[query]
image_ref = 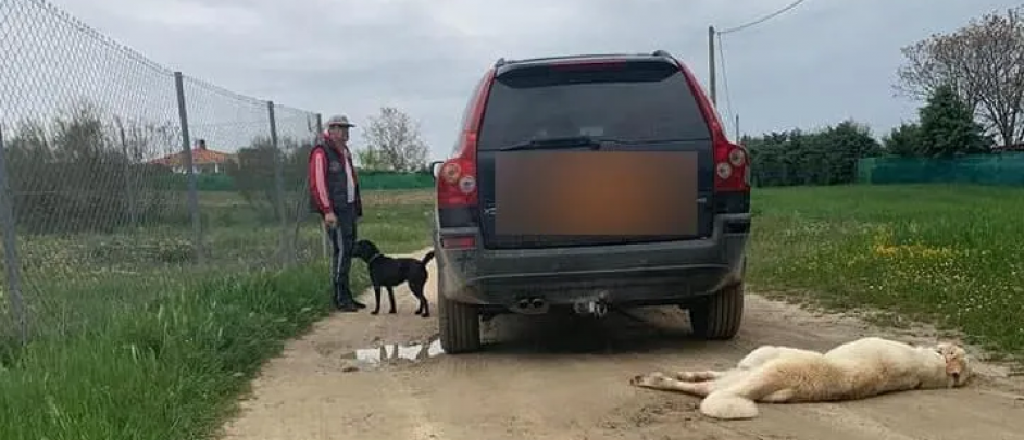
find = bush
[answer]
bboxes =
[3,105,186,234]
[745,120,883,187]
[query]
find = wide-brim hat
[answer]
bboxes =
[326,114,355,128]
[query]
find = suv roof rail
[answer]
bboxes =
[496,52,674,70]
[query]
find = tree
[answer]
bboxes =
[819,120,884,184]
[895,6,1024,146]
[221,135,314,224]
[744,120,882,187]
[3,101,177,233]
[360,106,429,172]
[917,84,992,158]
[881,123,922,158]
[224,136,276,215]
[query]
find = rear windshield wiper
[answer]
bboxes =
[613,138,699,145]
[499,136,619,151]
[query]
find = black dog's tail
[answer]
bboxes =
[421,250,436,265]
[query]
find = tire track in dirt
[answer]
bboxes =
[220,248,1024,440]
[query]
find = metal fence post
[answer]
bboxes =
[315,113,329,259]
[267,101,291,266]
[174,72,204,265]
[0,126,28,344]
[117,120,138,228]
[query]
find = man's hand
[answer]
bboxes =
[324,212,338,228]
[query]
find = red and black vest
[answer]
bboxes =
[309,140,362,217]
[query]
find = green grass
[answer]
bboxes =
[747,184,1024,354]
[0,189,434,342]
[0,189,434,440]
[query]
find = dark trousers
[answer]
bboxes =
[326,213,358,306]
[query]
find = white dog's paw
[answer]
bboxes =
[700,394,760,420]
[675,371,720,382]
[674,371,699,382]
[630,372,672,388]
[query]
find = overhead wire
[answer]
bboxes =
[716,33,736,138]
[713,0,810,138]
[716,0,808,35]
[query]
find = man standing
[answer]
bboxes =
[309,114,366,312]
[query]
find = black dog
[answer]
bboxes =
[351,239,434,317]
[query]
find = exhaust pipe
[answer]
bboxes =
[517,299,530,310]
[511,297,549,315]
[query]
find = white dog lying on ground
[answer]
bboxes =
[629,337,972,420]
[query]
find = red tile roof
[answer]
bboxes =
[149,147,235,166]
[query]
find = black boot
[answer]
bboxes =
[334,284,360,313]
[343,286,366,309]
[337,273,364,308]
[335,296,360,312]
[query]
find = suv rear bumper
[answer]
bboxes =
[434,213,750,309]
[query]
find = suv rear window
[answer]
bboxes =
[477,59,710,150]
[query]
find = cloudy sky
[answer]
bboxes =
[25,0,1024,160]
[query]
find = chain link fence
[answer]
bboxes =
[0,0,326,345]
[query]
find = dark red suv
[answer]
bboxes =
[430,50,751,353]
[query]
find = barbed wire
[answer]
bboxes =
[0,0,324,344]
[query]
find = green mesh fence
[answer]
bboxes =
[857,153,1024,186]
[357,171,435,190]
[181,171,435,192]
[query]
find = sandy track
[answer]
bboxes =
[221,248,1024,440]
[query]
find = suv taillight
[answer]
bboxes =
[437,70,494,213]
[437,156,477,207]
[671,58,750,194]
[713,140,750,192]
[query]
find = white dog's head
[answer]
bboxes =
[935,339,972,387]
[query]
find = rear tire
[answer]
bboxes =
[437,263,481,353]
[688,282,745,340]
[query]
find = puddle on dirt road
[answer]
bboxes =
[343,337,445,368]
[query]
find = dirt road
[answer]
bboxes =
[221,248,1024,440]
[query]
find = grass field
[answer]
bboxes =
[0,190,435,342]
[747,184,1024,354]
[0,189,435,440]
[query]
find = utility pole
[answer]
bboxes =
[708,25,716,106]
[735,113,740,140]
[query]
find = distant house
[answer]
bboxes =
[148,139,236,174]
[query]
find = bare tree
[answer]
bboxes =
[895,6,1024,147]
[360,106,429,172]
